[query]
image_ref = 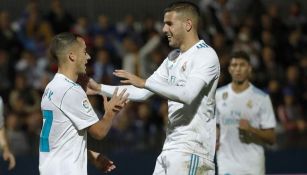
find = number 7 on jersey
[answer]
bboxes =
[40,110,53,152]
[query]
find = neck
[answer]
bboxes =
[231,80,250,93]
[180,33,199,52]
[58,66,78,82]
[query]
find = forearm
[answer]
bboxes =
[145,77,205,105]
[248,127,276,145]
[88,112,114,140]
[101,84,153,101]
[0,128,10,151]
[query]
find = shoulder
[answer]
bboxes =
[44,76,85,102]
[250,85,268,98]
[193,42,219,64]
[216,84,229,95]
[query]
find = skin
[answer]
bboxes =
[0,128,15,170]
[57,37,90,82]
[108,10,201,89]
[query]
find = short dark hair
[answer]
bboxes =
[49,32,81,63]
[231,51,250,63]
[164,1,200,26]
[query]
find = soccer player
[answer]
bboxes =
[0,96,15,170]
[87,2,220,174]
[215,51,276,175]
[39,33,128,175]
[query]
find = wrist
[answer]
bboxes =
[2,145,10,152]
[103,111,115,119]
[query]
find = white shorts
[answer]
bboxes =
[152,150,215,175]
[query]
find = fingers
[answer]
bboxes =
[8,156,16,170]
[118,88,127,98]
[120,80,130,84]
[112,87,119,97]
[113,70,130,79]
[121,93,129,103]
[4,154,15,170]
[102,95,107,105]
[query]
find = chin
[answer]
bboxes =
[169,42,178,48]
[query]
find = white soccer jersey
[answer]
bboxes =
[0,97,4,128]
[39,73,99,175]
[216,83,276,175]
[148,40,220,163]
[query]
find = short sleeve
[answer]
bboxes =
[259,95,276,129]
[189,49,220,85]
[60,86,99,130]
[0,97,4,128]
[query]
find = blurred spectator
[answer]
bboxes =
[6,112,30,155]
[0,11,22,59]
[44,0,74,34]
[277,88,306,133]
[285,1,307,30]
[9,74,40,115]
[0,50,14,96]
[92,48,116,84]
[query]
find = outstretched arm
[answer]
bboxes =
[87,79,154,101]
[114,70,209,105]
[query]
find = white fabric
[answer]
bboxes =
[100,85,154,101]
[152,151,215,175]
[147,40,220,163]
[39,73,99,175]
[0,97,4,128]
[216,83,276,175]
[101,40,220,165]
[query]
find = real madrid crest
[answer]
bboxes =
[181,61,187,72]
[82,99,90,109]
[246,99,253,109]
[222,92,228,100]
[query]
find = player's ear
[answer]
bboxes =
[185,19,192,32]
[68,52,76,62]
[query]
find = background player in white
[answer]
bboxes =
[87,2,220,175]
[39,33,128,175]
[0,96,15,170]
[215,51,276,175]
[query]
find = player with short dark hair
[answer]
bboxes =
[87,2,220,174]
[215,51,276,175]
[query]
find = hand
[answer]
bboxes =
[239,119,252,144]
[95,154,116,173]
[103,87,129,116]
[3,149,16,170]
[239,119,251,131]
[113,70,145,88]
[89,151,116,173]
[86,78,102,95]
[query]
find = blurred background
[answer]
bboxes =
[0,0,306,174]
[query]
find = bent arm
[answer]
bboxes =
[100,85,154,101]
[247,127,276,145]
